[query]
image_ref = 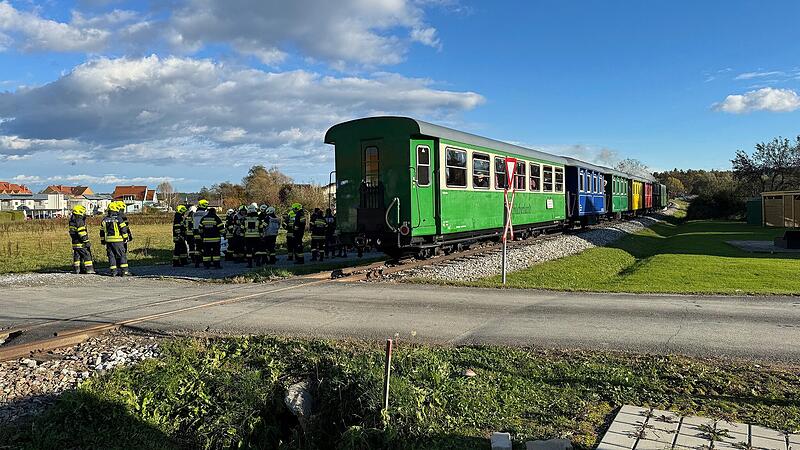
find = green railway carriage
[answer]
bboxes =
[324,117,569,255]
[604,169,631,218]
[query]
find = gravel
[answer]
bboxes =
[393,210,676,282]
[0,330,161,424]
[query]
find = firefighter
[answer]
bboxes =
[191,199,209,267]
[232,205,247,261]
[113,201,133,251]
[100,202,131,276]
[310,207,326,261]
[224,208,236,261]
[255,204,269,265]
[262,206,280,264]
[291,203,306,264]
[283,209,295,261]
[68,205,95,274]
[243,204,261,267]
[200,207,225,269]
[324,208,337,259]
[172,205,189,267]
[184,205,197,265]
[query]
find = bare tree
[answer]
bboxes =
[157,181,177,209]
[615,158,651,179]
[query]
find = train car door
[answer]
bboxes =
[411,139,436,236]
[357,139,384,234]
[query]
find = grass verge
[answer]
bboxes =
[469,203,800,295]
[1,336,798,449]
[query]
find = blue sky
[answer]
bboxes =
[1,0,799,192]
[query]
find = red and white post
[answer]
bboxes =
[502,158,517,285]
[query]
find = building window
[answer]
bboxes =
[416,145,430,187]
[529,163,541,192]
[364,146,379,186]
[543,165,554,192]
[555,167,564,193]
[495,157,507,190]
[472,153,490,189]
[445,148,467,188]
[514,161,526,190]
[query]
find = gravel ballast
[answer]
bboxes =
[0,330,161,424]
[394,211,675,282]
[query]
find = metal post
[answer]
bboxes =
[382,338,393,411]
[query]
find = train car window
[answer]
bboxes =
[543,165,554,192]
[364,146,379,186]
[416,145,431,187]
[445,147,467,188]
[472,153,490,189]
[514,161,527,191]
[529,163,541,192]
[555,167,564,193]
[579,171,585,192]
[494,157,507,190]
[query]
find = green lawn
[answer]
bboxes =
[1,336,798,450]
[476,210,800,295]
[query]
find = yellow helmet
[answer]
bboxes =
[291,202,302,211]
[112,201,124,211]
[176,205,187,213]
[72,205,86,215]
[108,203,119,212]
[198,199,209,208]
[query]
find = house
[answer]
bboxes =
[41,185,94,197]
[112,185,158,213]
[0,181,32,195]
[0,192,68,218]
[83,194,114,215]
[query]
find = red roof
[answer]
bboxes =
[112,185,154,201]
[41,185,94,196]
[0,182,32,194]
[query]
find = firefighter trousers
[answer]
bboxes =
[72,246,94,273]
[245,236,261,266]
[202,241,221,268]
[264,235,277,264]
[173,238,188,265]
[106,242,128,274]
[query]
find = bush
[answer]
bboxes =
[686,189,745,220]
[0,211,25,222]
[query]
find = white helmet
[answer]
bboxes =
[250,202,258,210]
[259,204,268,211]
[265,206,275,214]
[247,204,258,213]
[189,205,197,213]
[226,208,234,215]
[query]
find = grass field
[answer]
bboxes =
[0,216,308,275]
[475,204,800,295]
[1,336,798,449]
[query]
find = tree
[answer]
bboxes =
[664,176,686,197]
[242,165,292,206]
[282,184,328,211]
[157,181,178,209]
[732,136,800,197]
[615,158,651,178]
[212,182,247,209]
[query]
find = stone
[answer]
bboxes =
[526,439,573,450]
[284,381,313,426]
[491,432,513,450]
[463,368,477,377]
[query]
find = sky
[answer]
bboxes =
[1,0,799,192]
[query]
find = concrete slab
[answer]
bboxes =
[788,433,800,450]
[526,438,572,450]
[491,432,512,450]
[596,406,649,450]
[726,240,800,254]
[636,409,680,450]
[715,420,750,450]
[750,425,786,450]
[673,415,715,450]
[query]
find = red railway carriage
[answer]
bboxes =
[644,183,653,209]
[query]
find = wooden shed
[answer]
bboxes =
[762,190,800,227]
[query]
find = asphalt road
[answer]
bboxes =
[2,275,799,363]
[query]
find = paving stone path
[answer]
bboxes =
[598,405,797,450]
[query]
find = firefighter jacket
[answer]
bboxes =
[68,214,90,248]
[100,213,130,244]
[292,209,306,236]
[310,212,326,238]
[325,214,336,238]
[243,213,261,238]
[225,213,236,237]
[192,207,208,235]
[172,212,186,241]
[263,214,281,237]
[234,212,246,237]
[183,212,194,239]
[199,212,225,242]
[283,212,295,238]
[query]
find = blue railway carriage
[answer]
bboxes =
[563,157,607,226]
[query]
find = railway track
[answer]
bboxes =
[0,216,647,362]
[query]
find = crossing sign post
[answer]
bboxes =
[502,157,517,285]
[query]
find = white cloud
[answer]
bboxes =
[735,71,785,80]
[168,0,441,66]
[11,174,183,185]
[0,1,110,52]
[0,55,484,167]
[714,87,800,114]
